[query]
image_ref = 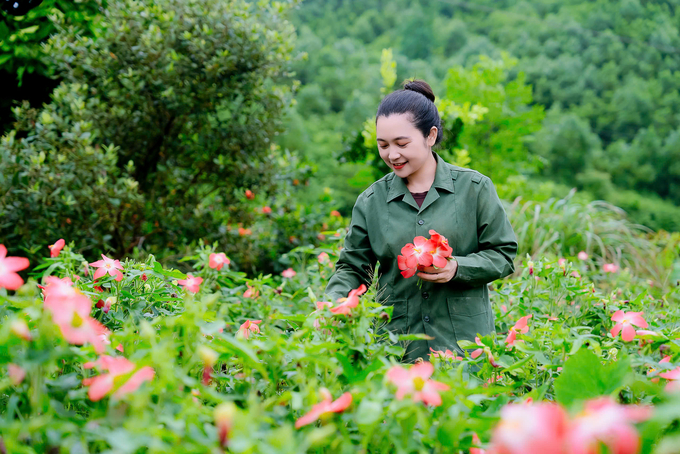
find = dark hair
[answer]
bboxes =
[375,79,443,147]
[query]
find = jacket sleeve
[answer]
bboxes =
[450,176,518,287]
[324,192,378,303]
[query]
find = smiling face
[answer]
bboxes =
[376,113,437,181]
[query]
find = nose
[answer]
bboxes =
[388,148,402,162]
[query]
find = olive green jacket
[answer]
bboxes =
[324,151,518,363]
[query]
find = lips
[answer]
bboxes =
[393,161,407,169]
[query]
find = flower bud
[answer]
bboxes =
[214,402,237,447]
[198,346,218,367]
[10,319,31,341]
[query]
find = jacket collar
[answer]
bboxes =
[386,151,454,203]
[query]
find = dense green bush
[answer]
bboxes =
[0,0,344,272]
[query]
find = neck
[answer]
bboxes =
[405,151,437,192]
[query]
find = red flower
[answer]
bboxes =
[178,274,203,293]
[386,362,449,406]
[0,244,30,290]
[282,268,296,278]
[330,210,341,217]
[82,355,155,401]
[198,346,219,385]
[89,254,124,281]
[209,252,230,271]
[245,189,255,200]
[329,284,368,316]
[400,236,435,269]
[237,320,262,340]
[295,388,352,429]
[238,227,252,236]
[48,239,65,258]
[610,310,648,342]
[262,206,272,214]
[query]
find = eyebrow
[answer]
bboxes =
[376,136,411,141]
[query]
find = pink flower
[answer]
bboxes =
[429,347,463,361]
[400,236,435,270]
[527,261,535,275]
[578,251,588,260]
[42,276,109,353]
[505,315,532,347]
[209,252,230,270]
[570,270,581,278]
[48,239,65,258]
[282,268,296,278]
[489,401,570,454]
[471,337,499,367]
[603,263,619,273]
[659,365,680,390]
[178,274,203,293]
[243,284,259,298]
[8,363,26,385]
[10,319,31,341]
[386,362,450,406]
[237,320,262,340]
[317,252,330,264]
[261,206,272,214]
[295,389,352,429]
[82,355,155,401]
[558,258,566,266]
[428,230,453,268]
[0,245,30,290]
[566,397,651,454]
[610,310,648,342]
[470,433,486,454]
[330,284,368,316]
[89,254,124,281]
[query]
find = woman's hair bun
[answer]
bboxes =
[403,79,436,103]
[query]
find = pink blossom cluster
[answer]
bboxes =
[398,230,452,278]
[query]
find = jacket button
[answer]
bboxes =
[418,220,424,225]
[422,292,429,299]
[423,315,430,323]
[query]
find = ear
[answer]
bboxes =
[427,126,438,147]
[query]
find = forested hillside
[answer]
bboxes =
[279,0,680,231]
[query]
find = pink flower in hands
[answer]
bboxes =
[48,239,65,258]
[237,320,262,340]
[428,230,453,268]
[178,274,203,293]
[329,284,368,316]
[401,236,436,268]
[386,362,450,406]
[397,254,418,278]
[209,253,230,270]
[610,310,648,342]
[0,244,30,290]
[89,254,124,281]
[82,355,154,401]
[295,389,352,429]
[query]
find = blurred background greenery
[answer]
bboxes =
[2,0,679,273]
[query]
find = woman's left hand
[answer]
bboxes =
[416,259,458,283]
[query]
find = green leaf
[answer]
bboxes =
[355,399,383,425]
[554,348,632,408]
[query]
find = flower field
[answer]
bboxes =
[1,230,680,453]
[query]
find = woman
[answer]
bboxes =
[324,79,518,363]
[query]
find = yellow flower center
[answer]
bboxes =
[71,312,84,328]
[413,376,425,391]
[413,248,421,254]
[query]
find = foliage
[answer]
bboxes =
[0,0,341,273]
[1,218,679,451]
